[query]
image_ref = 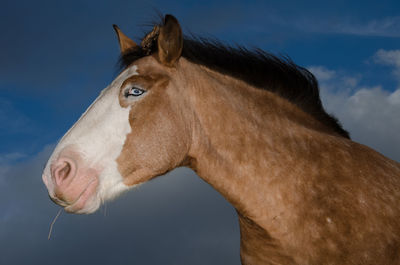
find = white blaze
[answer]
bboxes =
[43,65,139,209]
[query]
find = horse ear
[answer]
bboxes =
[113,25,138,54]
[157,15,183,67]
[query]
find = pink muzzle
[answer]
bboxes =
[43,149,100,213]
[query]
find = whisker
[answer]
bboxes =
[100,196,107,217]
[48,209,62,240]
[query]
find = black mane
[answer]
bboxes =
[119,31,350,139]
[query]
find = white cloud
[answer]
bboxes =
[307,66,336,81]
[308,65,361,94]
[282,15,400,38]
[373,49,400,81]
[324,86,400,161]
[374,49,400,67]
[389,89,400,104]
[309,54,400,161]
[0,152,26,165]
[331,16,400,38]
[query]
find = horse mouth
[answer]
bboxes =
[49,195,70,207]
[63,178,99,214]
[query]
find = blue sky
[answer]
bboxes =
[1,1,399,264]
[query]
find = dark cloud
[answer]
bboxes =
[0,146,240,265]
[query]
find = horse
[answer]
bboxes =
[42,14,400,264]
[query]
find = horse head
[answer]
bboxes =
[42,15,190,214]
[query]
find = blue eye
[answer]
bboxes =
[127,87,145,97]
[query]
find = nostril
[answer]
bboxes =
[54,160,74,187]
[59,162,71,179]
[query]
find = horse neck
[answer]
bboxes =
[178,58,341,224]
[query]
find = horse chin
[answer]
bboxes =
[63,178,100,214]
